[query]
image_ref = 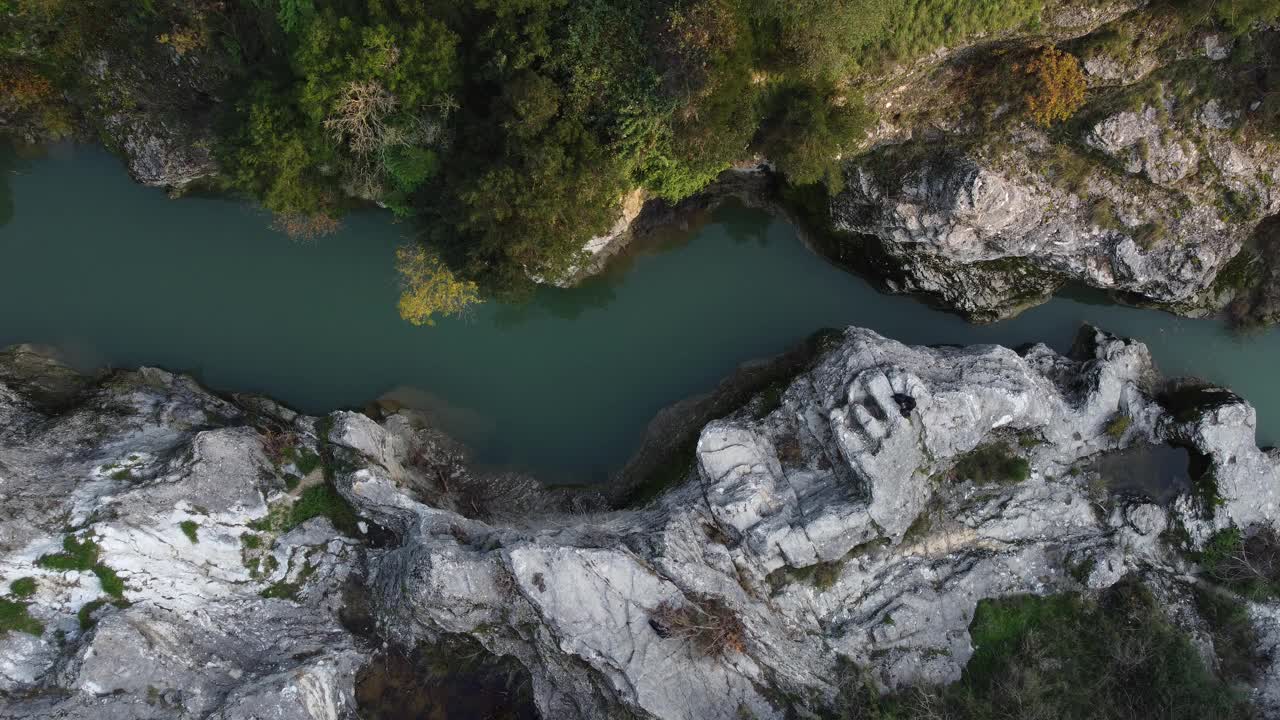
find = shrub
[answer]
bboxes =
[1019,46,1087,126]
[179,520,200,543]
[951,443,1031,485]
[952,582,1246,718]
[1201,526,1280,600]
[650,593,746,657]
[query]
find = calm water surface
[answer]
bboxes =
[3,143,1279,482]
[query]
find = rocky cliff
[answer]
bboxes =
[3,327,1280,719]
[822,13,1280,321]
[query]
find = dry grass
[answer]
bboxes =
[650,593,746,657]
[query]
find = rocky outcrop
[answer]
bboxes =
[0,346,364,718]
[3,327,1280,719]
[830,102,1280,320]
[87,48,223,189]
[820,11,1280,322]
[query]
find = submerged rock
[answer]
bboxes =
[2,328,1279,718]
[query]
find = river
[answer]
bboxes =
[2,142,1277,483]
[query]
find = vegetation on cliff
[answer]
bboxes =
[0,0,1054,296]
[2,0,1279,322]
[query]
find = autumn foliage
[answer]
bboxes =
[1019,46,1087,127]
[395,244,481,327]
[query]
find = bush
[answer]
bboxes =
[1193,585,1265,683]
[1201,526,1280,600]
[946,582,1248,718]
[757,83,875,192]
[179,520,200,543]
[650,593,746,657]
[1019,46,1087,126]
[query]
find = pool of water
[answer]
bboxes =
[3,143,1278,483]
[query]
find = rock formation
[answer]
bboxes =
[2,325,1279,718]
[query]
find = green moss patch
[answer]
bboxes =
[36,535,99,571]
[37,535,126,598]
[0,597,43,636]
[288,484,360,535]
[179,520,200,543]
[93,564,125,599]
[77,598,108,630]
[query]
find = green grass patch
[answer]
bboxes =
[77,598,108,630]
[0,597,43,636]
[1193,585,1265,683]
[241,533,262,550]
[927,582,1248,718]
[93,564,125,598]
[951,443,1031,485]
[9,577,37,598]
[37,535,100,571]
[287,484,360,535]
[282,446,323,476]
[1105,413,1133,440]
[179,520,199,543]
[37,534,125,598]
[259,562,316,600]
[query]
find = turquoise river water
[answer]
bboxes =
[2,143,1278,483]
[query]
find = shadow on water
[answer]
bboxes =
[1092,444,1193,505]
[0,140,22,229]
[356,639,538,720]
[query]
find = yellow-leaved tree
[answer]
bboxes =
[395,245,481,326]
[1020,46,1087,127]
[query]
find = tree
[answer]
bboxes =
[395,244,481,326]
[1020,46,1087,127]
[758,83,874,192]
